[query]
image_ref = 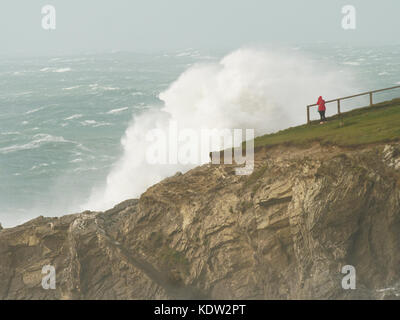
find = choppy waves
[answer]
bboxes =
[0,134,73,154]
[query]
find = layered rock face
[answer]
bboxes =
[1,142,400,300]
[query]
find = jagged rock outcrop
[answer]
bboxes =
[1,142,400,300]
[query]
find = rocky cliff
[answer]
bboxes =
[1,142,400,300]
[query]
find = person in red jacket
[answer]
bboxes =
[317,96,327,123]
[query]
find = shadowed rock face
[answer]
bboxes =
[1,142,400,300]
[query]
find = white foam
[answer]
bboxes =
[89,84,120,91]
[176,51,192,57]
[101,86,119,91]
[25,106,45,115]
[342,61,360,66]
[1,131,20,135]
[62,86,82,91]
[40,67,72,73]
[70,158,83,163]
[82,47,358,212]
[81,120,111,127]
[54,68,71,73]
[15,91,33,96]
[30,163,49,171]
[106,107,129,114]
[0,134,71,154]
[131,92,144,96]
[64,114,83,120]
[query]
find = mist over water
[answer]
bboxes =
[1,44,400,227]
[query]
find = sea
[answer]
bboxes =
[1,44,400,227]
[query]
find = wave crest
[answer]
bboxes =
[82,47,358,211]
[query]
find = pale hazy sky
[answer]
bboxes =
[0,0,399,56]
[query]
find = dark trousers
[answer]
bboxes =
[318,110,327,121]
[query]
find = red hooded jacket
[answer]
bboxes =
[317,96,326,111]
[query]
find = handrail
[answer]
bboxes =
[306,85,400,124]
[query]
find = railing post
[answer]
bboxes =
[337,99,341,115]
[369,92,373,106]
[307,105,310,124]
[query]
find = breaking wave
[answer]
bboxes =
[82,47,358,211]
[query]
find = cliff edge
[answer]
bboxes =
[1,141,400,299]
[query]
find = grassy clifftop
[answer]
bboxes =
[254,98,400,148]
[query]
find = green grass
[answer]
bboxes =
[253,98,400,148]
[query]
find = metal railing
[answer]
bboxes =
[306,85,400,124]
